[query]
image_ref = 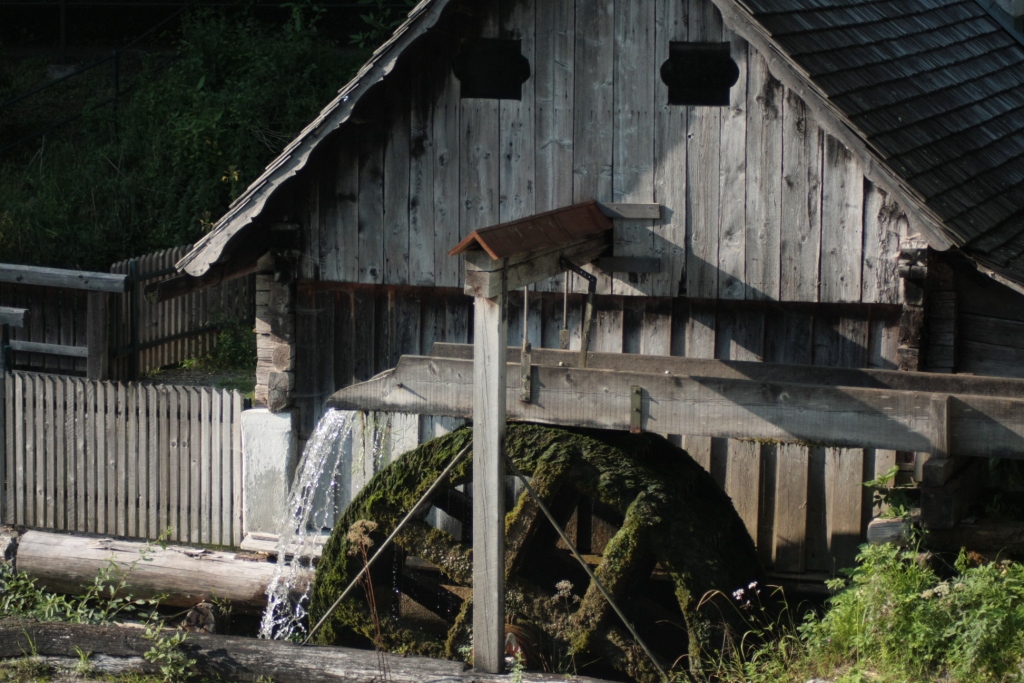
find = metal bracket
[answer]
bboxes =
[630,385,643,434]
[520,342,532,403]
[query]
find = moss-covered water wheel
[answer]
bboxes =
[309,423,763,682]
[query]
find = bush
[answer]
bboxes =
[0,4,364,270]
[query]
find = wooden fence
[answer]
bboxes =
[110,245,255,379]
[1,371,244,547]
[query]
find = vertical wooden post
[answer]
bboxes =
[0,323,7,523]
[472,284,507,674]
[129,258,140,380]
[87,292,109,381]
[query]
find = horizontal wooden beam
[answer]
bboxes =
[327,354,1024,458]
[0,306,27,328]
[0,263,128,293]
[8,340,89,358]
[429,343,1024,399]
[463,233,610,297]
[145,259,260,303]
[596,203,662,219]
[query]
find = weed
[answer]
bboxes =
[142,623,195,683]
[73,646,94,678]
[863,465,914,519]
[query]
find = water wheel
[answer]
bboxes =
[309,423,763,682]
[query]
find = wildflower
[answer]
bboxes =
[346,519,378,555]
[748,581,758,590]
[555,580,574,599]
[733,588,745,601]
[935,581,950,597]
[920,589,935,600]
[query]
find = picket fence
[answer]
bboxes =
[1,371,243,547]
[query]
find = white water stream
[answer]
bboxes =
[258,409,393,640]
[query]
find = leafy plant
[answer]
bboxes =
[142,623,196,683]
[863,464,914,519]
[349,0,416,48]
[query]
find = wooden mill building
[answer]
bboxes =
[170,0,1024,664]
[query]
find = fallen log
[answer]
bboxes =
[0,619,606,683]
[13,530,306,614]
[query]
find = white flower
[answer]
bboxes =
[748,581,758,590]
[732,588,745,601]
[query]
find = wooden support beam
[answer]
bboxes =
[0,307,27,328]
[428,343,1024,399]
[594,257,662,273]
[463,233,610,297]
[472,292,507,674]
[0,263,127,292]
[144,259,260,303]
[595,202,662,219]
[327,355,1024,458]
[8,340,89,358]
[86,291,109,381]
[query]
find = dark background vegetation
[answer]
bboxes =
[0,0,411,271]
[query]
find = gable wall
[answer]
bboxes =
[299,0,909,304]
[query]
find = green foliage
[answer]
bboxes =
[863,465,914,519]
[349,0,417,48]
[0,6,363,270]
[142,624,195,683]
[692,544,1024,683]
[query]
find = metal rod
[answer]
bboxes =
[504,455,669,683]
[303,443,472,645]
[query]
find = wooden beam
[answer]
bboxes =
[594,257,662,273]
[327,355,1024,458]
[86,291,109,381]
[472,293,507,674]
[463,233,610,297]
[145,259,260,303]
[0,307,26,328]
[0,263,127,293]
[428,343,1024,399]
[8,340,88,358]
[596,202,662,219]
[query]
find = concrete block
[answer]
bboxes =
[241,408,297,536]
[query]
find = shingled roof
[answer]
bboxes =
[717,0,1024,283]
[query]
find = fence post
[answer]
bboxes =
[0,323,6,523]
[129,258,139,380]
[87,292,109,381]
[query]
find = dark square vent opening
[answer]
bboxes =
[660,42,739,106]
[453,38,531,100]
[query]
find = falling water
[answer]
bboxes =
[258,408,397,640]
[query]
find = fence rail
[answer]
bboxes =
[1,371,243,546]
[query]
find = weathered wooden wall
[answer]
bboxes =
[956,264,1024,379]
[295,283,901,573]
[297,0,909,304]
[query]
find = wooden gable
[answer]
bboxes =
[287,0,910,305]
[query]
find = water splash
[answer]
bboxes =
[259,409,352,640]
[258,409,394,641]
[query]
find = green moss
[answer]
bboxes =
[310,423,763,681]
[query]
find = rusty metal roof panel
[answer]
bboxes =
[448,201,612,259]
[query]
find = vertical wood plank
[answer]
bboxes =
[499,0,536,225]
[329,140,360,283]
[93,381,106,534]
[85,379,96,533]
[641,299,672,356]
[14,374,25,525]
[534,0,574,227]
[409,63,436,287]
[718,33,748,300]
[773,443,809,572]
[820,135,864,303]
[593,297,625,353]
[107,382,119,535]
[682,301,715,471]
[169,386,181,542]
[190,387,201,544]
[135,383,147,538]
[612,0,656,297]
[653,0,688,298]
[358,124,385,285]
[28,375,39,526]
[128,383,139,538]
[861,181,905,305]
[780,90,823,302]
[220,389,232,546]
[4,370,13,525]
[473,292,508,674]
[158,386,170,538]
[204,388,216,545]
[685,0,723,299]
[573,0,615,294]
[44,375,56,529]
[147,385,158,539]
[745,50,783,301]
[384,73,411,286]
[64,379,76,531]
[432,52,462,289]
[232,390,243,546]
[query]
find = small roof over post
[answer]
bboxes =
[449,200,613,298]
